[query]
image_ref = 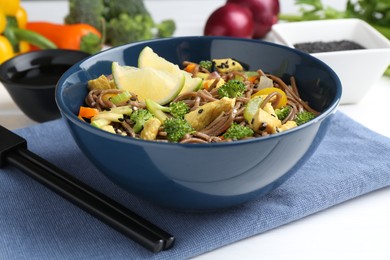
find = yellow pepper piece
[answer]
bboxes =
[0,9,6,33]
[251,87,287,109]
[0,0,21,16]
[0,35,15,63]
[15,5,28,29]
[17,40,30,53]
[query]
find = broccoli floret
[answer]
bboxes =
[223,123,254,140]
[106,14,154,46]
[104,0,150,19]
[63,0,105,53]
[146,99,189,121]
[65,0,105,33]
[65,0,176,47]
[156,19,176,38]
[199,60,213,71]
[167,101,190,118]
[130,108,154,133]
[295,111,316,126]
[275,106,291,121]
[104,0,176,45]
[217,79,247,98]
[163,118,194,142]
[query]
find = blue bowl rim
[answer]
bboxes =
[56,36,342,148]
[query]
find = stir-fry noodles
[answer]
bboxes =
[79,49,318,143]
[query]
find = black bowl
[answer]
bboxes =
[0,49,90,122]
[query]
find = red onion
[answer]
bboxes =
[204,3,254,38]
[227,0,280,38]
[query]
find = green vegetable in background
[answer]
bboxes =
[278,0,390,77]
[278,0,345,21]
[104,0,150,18]
[347,0,390,78]
[346,0,390,30]
[65,0,105,33]
[107,14,154,46]
[64,0,176,46]
[156,19,176,38]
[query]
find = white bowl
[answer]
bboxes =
[272,18,390,104]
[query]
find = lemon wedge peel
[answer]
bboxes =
[138,46,202,95]
[112,62,185,105]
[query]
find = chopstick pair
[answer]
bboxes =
[0,125,174,253]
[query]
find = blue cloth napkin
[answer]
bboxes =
[1,111,390,259]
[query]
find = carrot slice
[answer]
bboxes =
[78,106,99,119]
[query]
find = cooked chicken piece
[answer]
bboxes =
[251,107,282,134]
[185,97,236,131]
[213,58,244,73]
[262,102,277,118]
[203,77,225,90]
[278,120,297,132]
[140,118,162,140]
[88,75,115,90]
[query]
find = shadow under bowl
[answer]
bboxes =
[56,36,342,211]
[0,49,90,122]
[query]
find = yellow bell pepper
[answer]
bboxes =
[0,35,14,63]
[17,40,29,53]
[0,9,6,33]
[0,9,14,62]
[251,87,288,109]
[14,6,29,53]
[14,5,27,29]
[0,0,20,16]
[0,1,55,63]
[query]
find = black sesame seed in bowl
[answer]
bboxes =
[294,40,365,53]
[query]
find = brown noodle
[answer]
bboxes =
[84,64,319,143]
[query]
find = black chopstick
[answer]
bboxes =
[0,125,174,253]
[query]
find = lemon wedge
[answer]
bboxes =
[112,62,184,105]
[138,46,202,95]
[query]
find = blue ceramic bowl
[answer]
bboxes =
[56,36,341,211]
